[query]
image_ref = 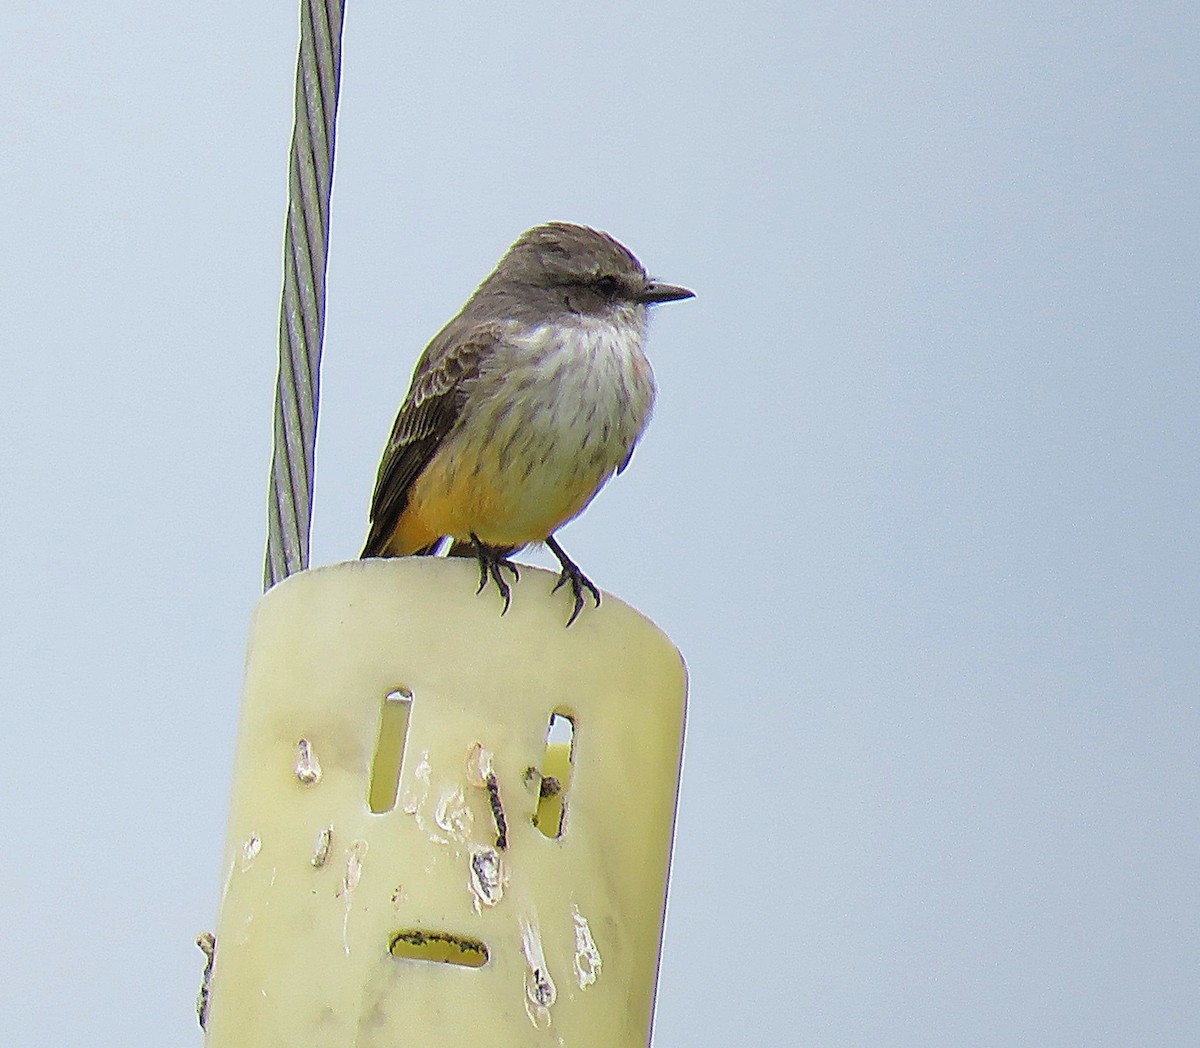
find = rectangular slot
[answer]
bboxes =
[534,711,575,839]
[368,688,412,813]
[390,930,488,968]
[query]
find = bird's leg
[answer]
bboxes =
[469,533,521,614]
[545,535,601,627]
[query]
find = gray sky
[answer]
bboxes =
[3,1,1198,1045]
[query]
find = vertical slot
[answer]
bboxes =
[534,711,575,839]
[368,688,412,813]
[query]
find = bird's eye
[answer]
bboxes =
[593,275,622,298]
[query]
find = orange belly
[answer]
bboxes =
[380,445,607,556]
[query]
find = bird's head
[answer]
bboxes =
[479,222,694,322]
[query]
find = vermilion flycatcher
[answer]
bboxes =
[361,223,693,624]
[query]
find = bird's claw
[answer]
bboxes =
[552,567,601,627]
[470,534,521,614]
[546,536,601,627]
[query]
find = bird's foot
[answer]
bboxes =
[469,533,521,614]
[546,536,601,627]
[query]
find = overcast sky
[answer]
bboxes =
[3,2,1198,1045]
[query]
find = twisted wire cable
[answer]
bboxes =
[264,0,346,590]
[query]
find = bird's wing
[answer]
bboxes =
[361,323,500,557]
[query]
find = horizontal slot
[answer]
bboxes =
[389,930,488,968]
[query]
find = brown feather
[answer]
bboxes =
[360,324,500,557]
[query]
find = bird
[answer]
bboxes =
[361,222,693,625]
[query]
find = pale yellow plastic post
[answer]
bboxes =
[204,557,687,1047]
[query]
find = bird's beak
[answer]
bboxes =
[637,281,695,304]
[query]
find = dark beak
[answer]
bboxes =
[637,281,695,305]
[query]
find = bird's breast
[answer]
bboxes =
[411,314,656,544]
